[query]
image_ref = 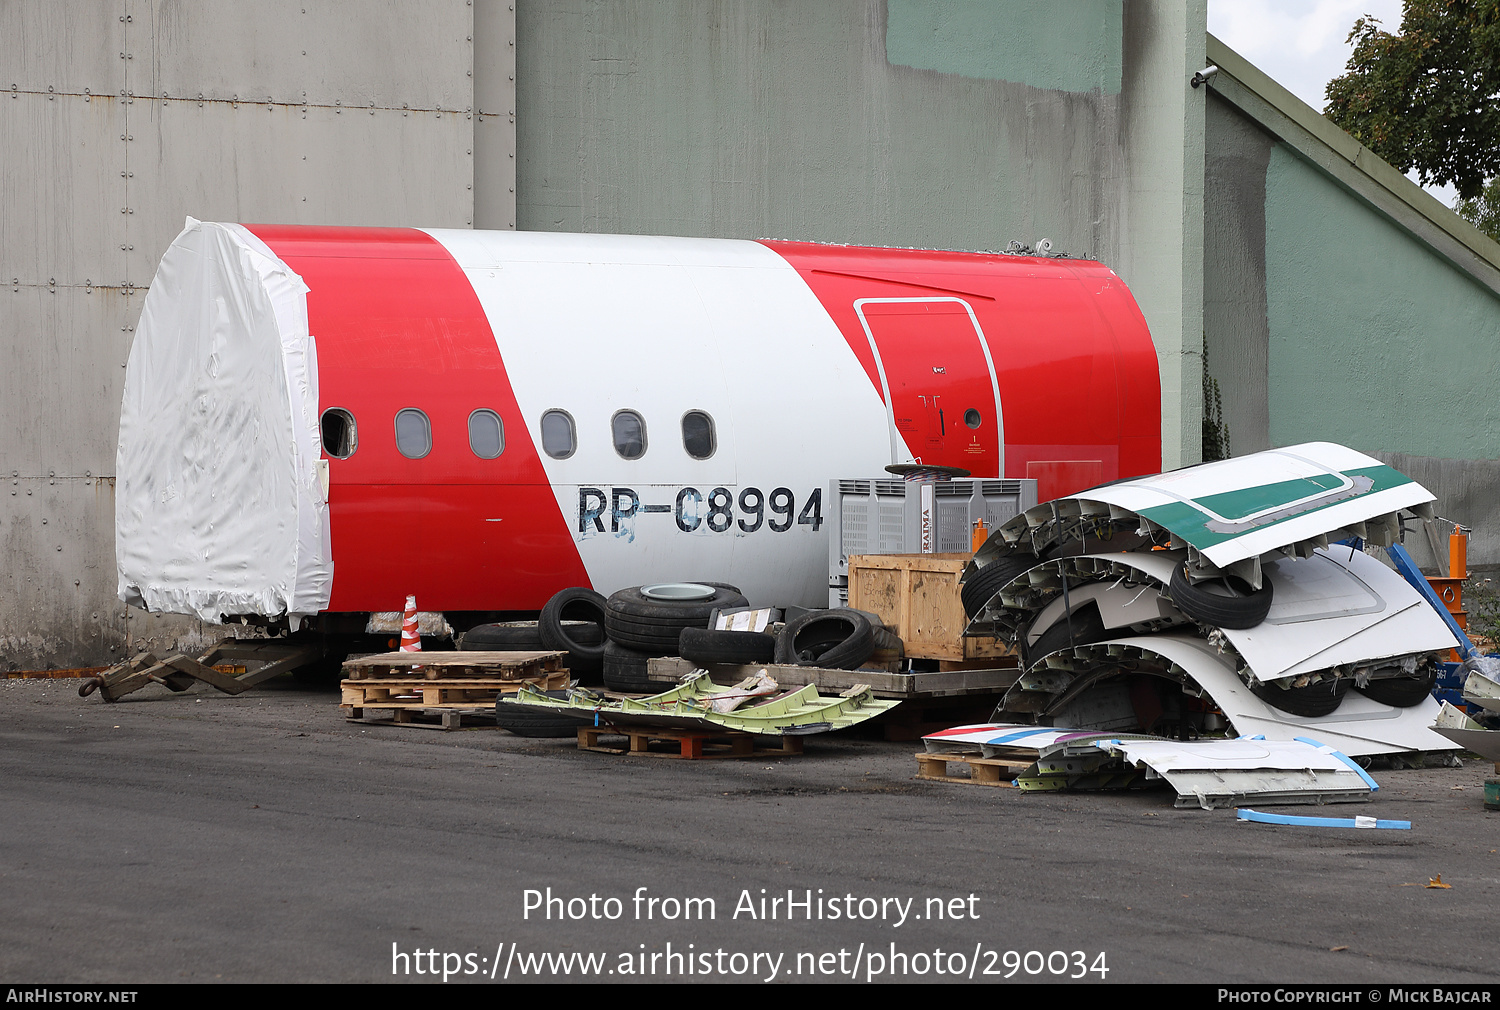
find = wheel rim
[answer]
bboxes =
[640,582,716,601]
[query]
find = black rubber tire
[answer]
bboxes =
[1250,676,1350,717]
[773,610,875,669]
[601,640,656,693]
[961,553,1040,618]
[678,627,777,666]
[458,621,544,650]
[539,587,608,680]
[1020,601,1110,668]
[494,691,585,737]
[870,625,904,657]
[1356,669,1438,707]
[1169,563,1274,630]
[605,585,749,654]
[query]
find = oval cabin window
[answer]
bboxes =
[540,409,576,460]
[612,410,647,460]
[468,409,504,459]
[320,407,357,459]
[681,410,716,460]
[394,408,432,459]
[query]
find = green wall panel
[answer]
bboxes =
[1264,144,1500,462]
[886,0,1122,94]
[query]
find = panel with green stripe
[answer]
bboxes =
[1132,465,1412,550]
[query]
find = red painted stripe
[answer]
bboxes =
[759,240,1161,491]
[244,225,591,613]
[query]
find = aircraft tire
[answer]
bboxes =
[605,586,750,654]
[1355,668,1438,707]
[602,640,655,693]
[1169,564,1273,630]
[1249,676,1350,717]
[961,552,1041,618]
[539,587,608,680]
[1019,601,1110,669]
[458,621,545,650]
[774,610,875,670]
[678,627,777,666]
[494,692,585,737]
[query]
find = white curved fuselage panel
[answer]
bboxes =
[427,230,892,606]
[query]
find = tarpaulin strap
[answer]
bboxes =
[1293,736,1380,792]
[1237,808,1410,830]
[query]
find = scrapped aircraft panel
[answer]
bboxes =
[980,443,1434,575]
[1088,634,1459,757]
[1095,738,1372,809]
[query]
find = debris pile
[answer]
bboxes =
[955,443,1463,759]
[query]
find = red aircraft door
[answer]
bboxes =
[853,297,1002,475]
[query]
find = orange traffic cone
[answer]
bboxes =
[400,594,420,652]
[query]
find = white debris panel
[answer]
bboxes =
[1094,738,1373,809]
[116,219,332,626]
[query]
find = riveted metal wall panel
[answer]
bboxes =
[0,478,216,671]
[0,3,123,95]
[4,0,485,669]
[0,92,126,283]
[128,1,473,111]
[125,101,473,281]
[473,0,515,230]
[0,288,134,476]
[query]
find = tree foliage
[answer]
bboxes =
[1455,174,1500,238]
[1325,0,1500,200]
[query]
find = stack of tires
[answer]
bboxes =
[602,583,750,692]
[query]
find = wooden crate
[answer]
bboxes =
[847,553,1013,661]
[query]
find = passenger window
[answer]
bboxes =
[541,409,576,459]
[964,408,982,429]
[468,409,504,459]
[612,410,647,460]
[320,407,357,459]
[682,410,715,460]
[394,408,431,459]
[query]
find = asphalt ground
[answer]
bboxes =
[1,676,1496,985]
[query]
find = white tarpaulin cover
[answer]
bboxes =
[116,218,331,626]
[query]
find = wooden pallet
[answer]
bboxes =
[915,751,1023,787]
[577,724,804,759]
[80,639,323,702]
[346,707,504,730]
[341,650,566,682]
[341,670,568,712]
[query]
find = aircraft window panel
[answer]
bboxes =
[394,408,432,459]
[468,409,504,459]
[541,409,576,459]
[612,409,647,460]
[682,410,716,460]
[320,407,357,459]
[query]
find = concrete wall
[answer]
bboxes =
[0,1,515,669]
[1203,38,1500,568]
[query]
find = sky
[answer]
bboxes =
[1207,0,1459,205]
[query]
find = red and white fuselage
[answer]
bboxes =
[117,222,1160,624]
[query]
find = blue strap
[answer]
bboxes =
[1387,543,1474,660]
[1293,736,1380,792]
[1238,808,1410,830]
